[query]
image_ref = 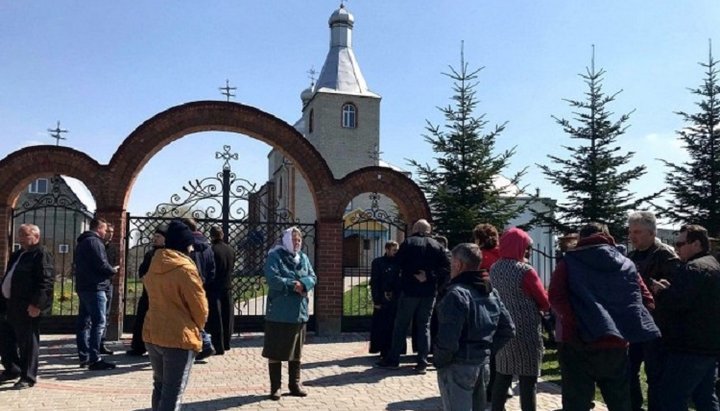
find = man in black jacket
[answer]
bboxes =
[434,243,515,411]
[377,219,450,373]
[209,225,235,354]
[74,217,118,371]
[0,224,54,389]
[652,224,720,410]
[627,211,678,410]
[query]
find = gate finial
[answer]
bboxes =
[215,145,238,170]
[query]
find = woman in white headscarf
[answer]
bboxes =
[262,227,317,401]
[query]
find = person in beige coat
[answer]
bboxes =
[143,220,208,411]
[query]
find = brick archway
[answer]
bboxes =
[107,100,335,210]
[0,101,431,336]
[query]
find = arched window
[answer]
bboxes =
[308,109,314,133]
[341,103,357,129]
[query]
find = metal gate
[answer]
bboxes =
[124,146,315,332]
[10,175,94,328]
[341,193,405,331]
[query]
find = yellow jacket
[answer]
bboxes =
[142,248,208,351]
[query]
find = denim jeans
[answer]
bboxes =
[76,290,107,363]
[146,343,196,411]
[657,351,719,411]
[437,362,489,411]
[386,295,435,365]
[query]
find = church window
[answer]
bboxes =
[28,178,48,194]
[278,176,283,199]
[309,109,314,133]
[342,103,357,129]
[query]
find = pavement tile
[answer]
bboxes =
[0,333,608,410]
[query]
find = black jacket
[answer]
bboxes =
[74,231,116,292]
[628,239,678,285]
[369,255,400,305]
[138,246,163,278]
[190,232,216,286]
[211,239,235,292]
[0,245,54,317]
[395,233,450,298]
[433,271,516,368]
[655,252,720,356]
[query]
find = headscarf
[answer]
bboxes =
[499,227,533,261]
[268,227,301,264]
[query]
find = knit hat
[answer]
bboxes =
[154,224,168,236]
[164,220,194,252]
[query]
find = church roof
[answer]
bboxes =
[314,5,380,98]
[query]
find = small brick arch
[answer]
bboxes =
[0,146,104,207]
[107,100,335,212]
[327,166,431,224]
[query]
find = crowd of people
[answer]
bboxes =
[369,213,720,411]
[2,211,720,411]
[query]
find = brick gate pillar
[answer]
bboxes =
[314,218,343,336]
[0,204,10,274]
[97,208,127,341]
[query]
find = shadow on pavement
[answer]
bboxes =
[386,396,442,410]
[303,354,376,369]
[304,365,414,387]
[132,394,268,411]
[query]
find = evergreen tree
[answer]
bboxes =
[662,43,720,237]
[409,46,526,246]
[535,49,652,239]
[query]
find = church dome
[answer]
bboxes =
[329,4,354,27]
[300,85,314,104]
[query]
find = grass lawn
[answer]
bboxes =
[343,281,373,316]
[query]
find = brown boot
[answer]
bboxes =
[288,361,308,397]
[268,362,281,400]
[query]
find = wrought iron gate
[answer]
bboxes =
[341,193,405,331]
[10,175,94,326]
[124,146,316,332]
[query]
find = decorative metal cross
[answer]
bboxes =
[219,79,237,102]
[307,67,317,86]
[367,144,383,162]
[47,121,68,146]
[215,145,239,170]
[340,0,348,8]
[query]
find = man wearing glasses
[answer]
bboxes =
[652,225,720,410]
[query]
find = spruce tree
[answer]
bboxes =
[662,43,720,237]
[535,49,652,240]
[409,46,526,246]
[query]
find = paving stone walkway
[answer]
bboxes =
[0,333,608,410]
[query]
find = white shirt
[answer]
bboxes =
[1,251,26,299]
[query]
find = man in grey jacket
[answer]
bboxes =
[434,243,515,411]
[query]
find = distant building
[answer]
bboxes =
[261,5,556,272]
[12,175,93,278]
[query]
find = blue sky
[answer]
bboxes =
[1,1,718,221]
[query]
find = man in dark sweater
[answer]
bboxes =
[74,217,118,371]
[377,219,450,373]
[209,225,235,354]
[652,224,720,410]
[627,211,678,410]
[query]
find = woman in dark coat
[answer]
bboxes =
[262,227,316,400]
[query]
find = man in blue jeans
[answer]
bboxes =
[376,219,450,373]
[74,217,118,371]
[434,243,515,411]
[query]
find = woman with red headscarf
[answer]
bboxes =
[489,227,550,411]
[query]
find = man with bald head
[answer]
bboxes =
[377,219,451,374]
[0,224,54,389]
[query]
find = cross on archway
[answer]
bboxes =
[47,121,68,146]
[219,79,237,102]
